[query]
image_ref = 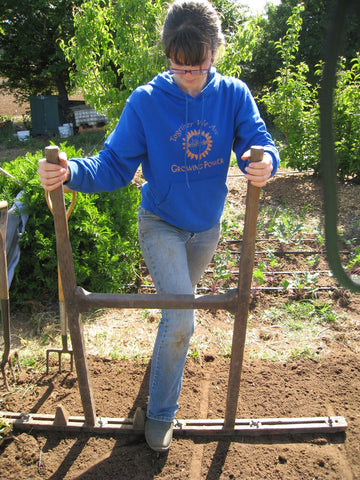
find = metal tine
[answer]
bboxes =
[45,185,76,375]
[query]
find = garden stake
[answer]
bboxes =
[224,146,263,429]
[0,201,21,391]
[45,188,77,374]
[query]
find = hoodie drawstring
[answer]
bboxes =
[184,93,206,188]
[198,96,205,173]
[184,96,190,188]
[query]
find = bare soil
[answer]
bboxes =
[0,166,360,479]
[0,84,29,117]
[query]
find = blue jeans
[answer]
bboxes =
[138,207,221,422]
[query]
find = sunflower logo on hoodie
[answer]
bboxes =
[182,129,213,160]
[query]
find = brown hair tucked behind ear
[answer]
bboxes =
[161,0,224,65]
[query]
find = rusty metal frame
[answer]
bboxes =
[1,410,347,436]
[2,145,347,437]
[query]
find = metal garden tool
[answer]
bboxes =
[0,201,21,391]
[45,186,77,374]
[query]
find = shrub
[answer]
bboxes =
[261,4,320,173]
[333,54,360,182]
[260,4,360,181]
[0,142,141,306]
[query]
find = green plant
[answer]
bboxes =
[314,224,325,249]
[261,3,320,172]
[306,254,320,269]
[217,16,260,78]
[333,54,360,182]
[347,246,360,277]
[210,250,236,292]
[261,4,360,180]
[263,301,338,334]
[0,417,11,440]
[265,246,281,270]
[221,203,241,240]
[281,272,319,295]
[0,143,141,305]
[264,205,305,245]
[253,261,265,286]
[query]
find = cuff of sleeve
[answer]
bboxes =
[264,149,280,178]
[64,161,79,190]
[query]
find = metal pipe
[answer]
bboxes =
[74,286,238,313]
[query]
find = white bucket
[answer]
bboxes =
[63,123,74,135]
[17,130,30,141]
[58,123,73,138]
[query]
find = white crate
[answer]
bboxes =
[72,106,108,126]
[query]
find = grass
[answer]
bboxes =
[247,300,342,362]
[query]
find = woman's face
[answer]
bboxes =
[168,50,213,97]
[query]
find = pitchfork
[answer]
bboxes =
[45,188,77,374]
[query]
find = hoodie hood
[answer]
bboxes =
[148,68,218,99]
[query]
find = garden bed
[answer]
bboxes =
[0,167,359,479]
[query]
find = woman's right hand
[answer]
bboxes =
[37,151,70,191]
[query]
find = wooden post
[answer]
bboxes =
[224,146,264,429]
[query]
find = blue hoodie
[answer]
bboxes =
[66,68,280,232]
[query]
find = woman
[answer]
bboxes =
[38,0,280,452]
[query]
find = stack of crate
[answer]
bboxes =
[71,105,108,133]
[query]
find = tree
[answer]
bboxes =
[63,0,253,126]
[261,4,320,171]
[261,3,360,181]
[62,0,166,127]
[243,0,360,92]
[0,0,83,110]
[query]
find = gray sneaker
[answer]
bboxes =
[145,418,173,452]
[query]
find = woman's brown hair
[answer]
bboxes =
[161,0,224,65]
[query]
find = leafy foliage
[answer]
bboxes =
[261,3,360,180]
[0,143,141,305]
[61,0,166,128]
[217,16,261,78]
[61,0,259,125]
[243,0,360,93]
[333,54,360,182]
[261,4,320,172]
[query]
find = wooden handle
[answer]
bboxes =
[45,145,60,164]
[224,145,264,429]
[45,190,77,220]
[250,145,264,163]
[0,201,8,247]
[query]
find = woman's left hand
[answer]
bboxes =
[241,150,273,187]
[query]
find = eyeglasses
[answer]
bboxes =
[166,54,213,76]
